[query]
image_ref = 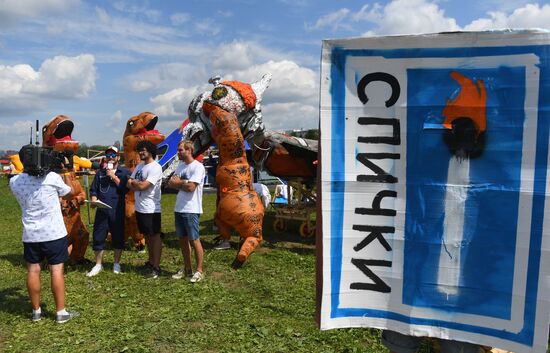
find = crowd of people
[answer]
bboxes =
[8,139,225,323]
[7,139,492,352]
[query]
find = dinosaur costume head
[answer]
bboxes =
[183,74,271,156]
[42,115,79,153]
[123,112,164,151]
[123,112,165,170]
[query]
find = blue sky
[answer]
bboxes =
[0,0,548,150]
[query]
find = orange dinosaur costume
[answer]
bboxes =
[122,112,165,250]
[202,81,265,268]
[42,115,90,264]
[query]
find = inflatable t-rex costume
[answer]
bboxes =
[42,115,90,264]
[202,82,265,268]
[123,112,165,249]
[179,74,318,181]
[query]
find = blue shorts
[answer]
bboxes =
[23,236,68,265]
[174,213,200,240]
[381,330,479,353]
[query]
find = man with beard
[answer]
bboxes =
[127,140,163,279]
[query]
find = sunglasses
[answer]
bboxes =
[105,153,117,158]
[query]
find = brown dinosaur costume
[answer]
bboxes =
[42,115,89,264]
[201,82,265,267]
[122,112,165,249]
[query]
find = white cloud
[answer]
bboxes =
[465,3,550,30]
[95,6,111,24]
[312,1,549,36]
[195,18,221,35]
[0,120,34,136]
[0,54,97,116]
[0,120,36,150]
[0,0,80,24]
[126,63,208,92]
[217,10,233,18]
[24,55,97,99]
[358,0,460,35]
[149,58,319,134]
[106,110,122,128]
[224,60,318,106]
[262,102,318,131]
[150,87,205,118]
[306,8,351,31]
[112,1,162,22]
[212,42,255,71]
[170,12,191,26]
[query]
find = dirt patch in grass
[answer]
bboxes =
[210,271,224,281]
[255,246,272,254]
[0,333,6,346]
[187,321,207,329]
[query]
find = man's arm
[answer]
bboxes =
[127,178,153,191]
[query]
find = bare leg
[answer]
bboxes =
[26,263,41,310]
[94,250,104,265]
[149,234,162,268]
[113,249,122,264]
[179,237,192,271]
[190,239,204,273]
[145,236,154,265]
[49,263,65,311]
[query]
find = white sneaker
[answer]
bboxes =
[113,263,122,274]
[86,264,103,277]
[214,240,230,250]
[172,267,193,279]
[190,271,204,283]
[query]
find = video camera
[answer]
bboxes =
[18,120,73,177]
[19,144,73,176]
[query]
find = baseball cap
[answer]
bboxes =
[106,146,119,154]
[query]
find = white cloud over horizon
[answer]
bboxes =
[309,1,550,35]
[0,54,97,117]
[148,58,319,131]
[0,0,81,25]
[1,0,549,150]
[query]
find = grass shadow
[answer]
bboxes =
[0,253,25,267]
[0,286,33,317]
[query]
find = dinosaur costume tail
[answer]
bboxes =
[237,237,261,262]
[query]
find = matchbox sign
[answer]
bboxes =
[319,30,550,353]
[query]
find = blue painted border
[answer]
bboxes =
[328,43,550,346]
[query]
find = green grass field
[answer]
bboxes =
[0,176,391,353]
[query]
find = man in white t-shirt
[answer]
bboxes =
[9,151,79,323]
[127,140,163,279]
[167,140,206,283]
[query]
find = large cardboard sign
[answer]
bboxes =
[319,30,550,353]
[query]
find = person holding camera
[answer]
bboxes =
[86,146,130,277]
[9,150,80,323]
[126,140,163,279]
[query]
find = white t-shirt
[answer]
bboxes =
[174,160,205,214]
[131,161,163,213]
[9,172,71,243]
[253,183,271,209]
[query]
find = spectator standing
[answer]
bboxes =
[168,140,206,283]
[86,146,130,277]
[126,140,163,279]
[9,151,79,323]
